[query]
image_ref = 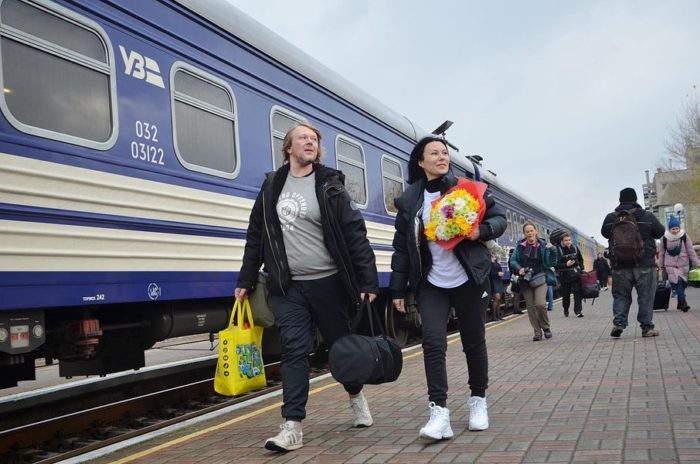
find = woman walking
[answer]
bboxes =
[660,216,699,311]
[390,136,506,440]
[490,255,505,320]
[510,223,557,341]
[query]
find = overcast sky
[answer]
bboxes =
[227,0,700,243]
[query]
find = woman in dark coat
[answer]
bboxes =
[390,136,506,440]
[490,255,505,320]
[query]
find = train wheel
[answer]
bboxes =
[385,299,409,347]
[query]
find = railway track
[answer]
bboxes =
[0,355,294,464]
[0,333,426,464]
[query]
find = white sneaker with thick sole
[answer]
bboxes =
[468,396,489,431]
[419,402,454,440]
[349,392,373,427]
[264,420,303,452]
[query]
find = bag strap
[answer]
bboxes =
[229,299,242,328]
[350,298,387,338]
[242,298,256,329]
[229,298,255,330]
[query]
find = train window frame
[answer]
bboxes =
[269,105,307,170]
[452,165,467,179]
[0,0,118,150]
[505,209,515,241]
[170,62,240,179]
[335,134,368,209]
[380,154,404,216]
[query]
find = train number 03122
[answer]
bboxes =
[130,141,165,165]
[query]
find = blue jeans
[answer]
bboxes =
[611,267,656,330]
[671,280,687,300]
[546,285,554,311]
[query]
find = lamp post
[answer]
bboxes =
[673,203,684,228]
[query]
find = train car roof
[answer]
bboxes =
[175,0,427,142]
[175,0,597,245]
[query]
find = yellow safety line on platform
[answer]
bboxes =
[112,383,337,463]
[113,314,524,463]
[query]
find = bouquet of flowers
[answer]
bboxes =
[424,177,487,250]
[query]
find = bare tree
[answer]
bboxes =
[664,94,700,170]
[662,93,700,204]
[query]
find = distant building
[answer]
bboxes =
[644,162,699,239]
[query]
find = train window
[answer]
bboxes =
[171,64,239,178]
[0,0,117,149]
[505,209,513,241]
[381,155,404,215]
[452,165,467,178]
[335,136,367,207]
[270,106,307,169]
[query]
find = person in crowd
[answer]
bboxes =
[235,123,379,452]
[508,248,523,314]
[546,284,554,312]
[390,135,506,439]
[601,187,664,338]
[490,255,505,320]
[510,222,557,341]
[555,232,584,317]
[593,252,611,289]
[659,215,699,311]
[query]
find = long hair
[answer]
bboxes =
[407,136,448,184]
[522,221,538,233]
[281,122,324,163]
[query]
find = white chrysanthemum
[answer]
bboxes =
[467,211,478,223]
[436,225,447,240]
[453,198,466,210]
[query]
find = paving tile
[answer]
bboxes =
[87,291,700,463]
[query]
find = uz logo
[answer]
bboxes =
[119,45,165,88]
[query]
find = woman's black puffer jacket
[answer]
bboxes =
[390,173,507,298]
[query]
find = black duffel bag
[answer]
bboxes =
[328,298,403,385]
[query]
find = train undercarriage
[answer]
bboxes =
[0,291,421,390]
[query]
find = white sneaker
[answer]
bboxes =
[349,392,373,427]
[264,420,303,452]
[419,402,454,440]
[468,396,489,431]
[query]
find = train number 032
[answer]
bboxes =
[135,120,159,142]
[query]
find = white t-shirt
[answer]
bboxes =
[422,189,469,288]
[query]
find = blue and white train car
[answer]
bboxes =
[0,0,596,388]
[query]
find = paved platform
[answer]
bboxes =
[87,286,700,464]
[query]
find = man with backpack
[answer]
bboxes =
[601,187,665,338]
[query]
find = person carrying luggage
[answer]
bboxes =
[235,123,379,452]
[659,215,699,311]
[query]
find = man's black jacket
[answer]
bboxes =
[600,202,664,269]
[237,163,378,306]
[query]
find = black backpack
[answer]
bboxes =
[609,209,644,264]
[549,228,568,246]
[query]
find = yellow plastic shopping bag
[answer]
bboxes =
[214,298,266,396]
